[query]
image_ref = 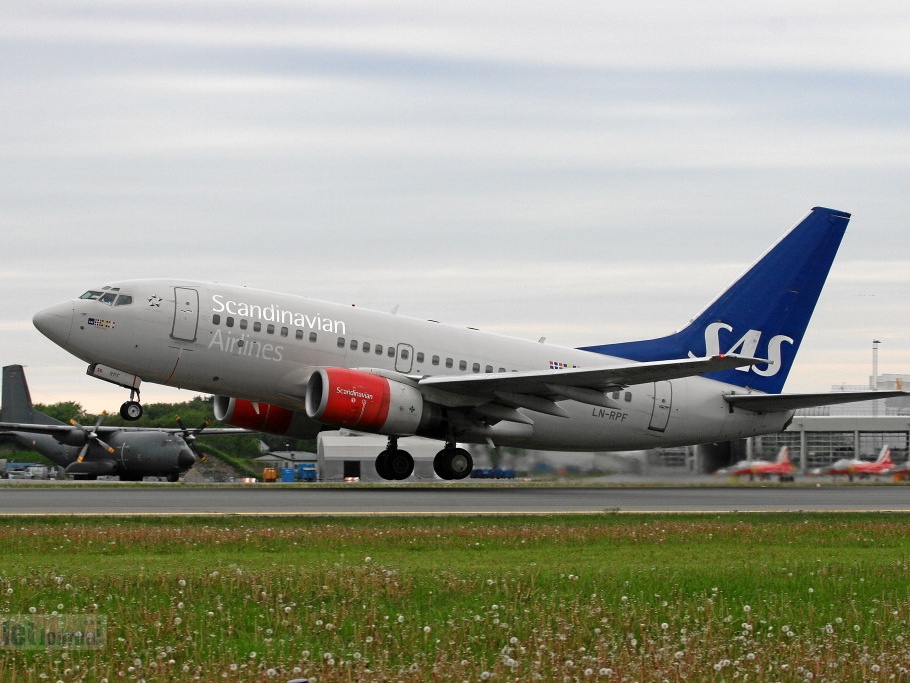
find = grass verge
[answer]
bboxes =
[1,513,909,682]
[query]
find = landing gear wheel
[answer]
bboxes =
[376,450,415,480]
[434,447,473,480]
[120,400,143,421]
[166,473,180,483]
[375,450,393,480]
[387,450,414,480]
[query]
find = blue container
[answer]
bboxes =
[297,463,317,481]
[280,467,296,483]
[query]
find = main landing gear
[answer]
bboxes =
[373,437,473,481]
[434,443,473,480]
[375,437,415,481]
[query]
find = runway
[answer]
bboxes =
[0,483,908,515]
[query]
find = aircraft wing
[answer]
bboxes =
[0,422,77,435]
[419,355,762,399]
[96,426,252,435]
[0,423,251,436]
[724,390,909,414]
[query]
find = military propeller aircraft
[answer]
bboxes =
[31,207,905,481]
[715,446,796,482]
[0,365,248,481]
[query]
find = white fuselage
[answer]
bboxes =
[34,280,792,451]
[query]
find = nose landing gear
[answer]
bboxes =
[119,389,143,421]
[87,364,145,421]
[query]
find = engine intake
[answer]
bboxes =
[305,368,425,435]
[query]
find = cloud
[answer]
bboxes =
[2,1,909,409]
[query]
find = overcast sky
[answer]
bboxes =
[3,1,910,411]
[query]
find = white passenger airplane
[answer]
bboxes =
[32,207,903,481]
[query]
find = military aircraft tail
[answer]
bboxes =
[0,365,62,426]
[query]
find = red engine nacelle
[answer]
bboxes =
[305,368,425,435]
[212,396,322,439]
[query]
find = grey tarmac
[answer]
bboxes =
[0,483,908,515]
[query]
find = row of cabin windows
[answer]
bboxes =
[336,337,508,374]
[338,337,397,358]
[210,316,578,380]
[210,317,506,374]
[212,314,319,343]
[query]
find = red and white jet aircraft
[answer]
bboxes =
[716,446,795,482]
[812,445,894,481]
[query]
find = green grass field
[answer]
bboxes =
[2,513,910,682]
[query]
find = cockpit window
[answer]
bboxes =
[81,289,131,305]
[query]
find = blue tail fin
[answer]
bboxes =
[579,207,850,394]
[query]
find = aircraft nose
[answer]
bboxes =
[178,448,197,471]
[33,301,75,347]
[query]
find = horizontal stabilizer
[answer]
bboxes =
[725,390,909,414]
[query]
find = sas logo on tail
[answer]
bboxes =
[689,322,793,377]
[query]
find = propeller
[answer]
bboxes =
[176,415,210,462]
[69,412,116,463]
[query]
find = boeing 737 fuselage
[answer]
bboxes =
[32,208,902,480]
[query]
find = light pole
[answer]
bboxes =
[872,339,881,417]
